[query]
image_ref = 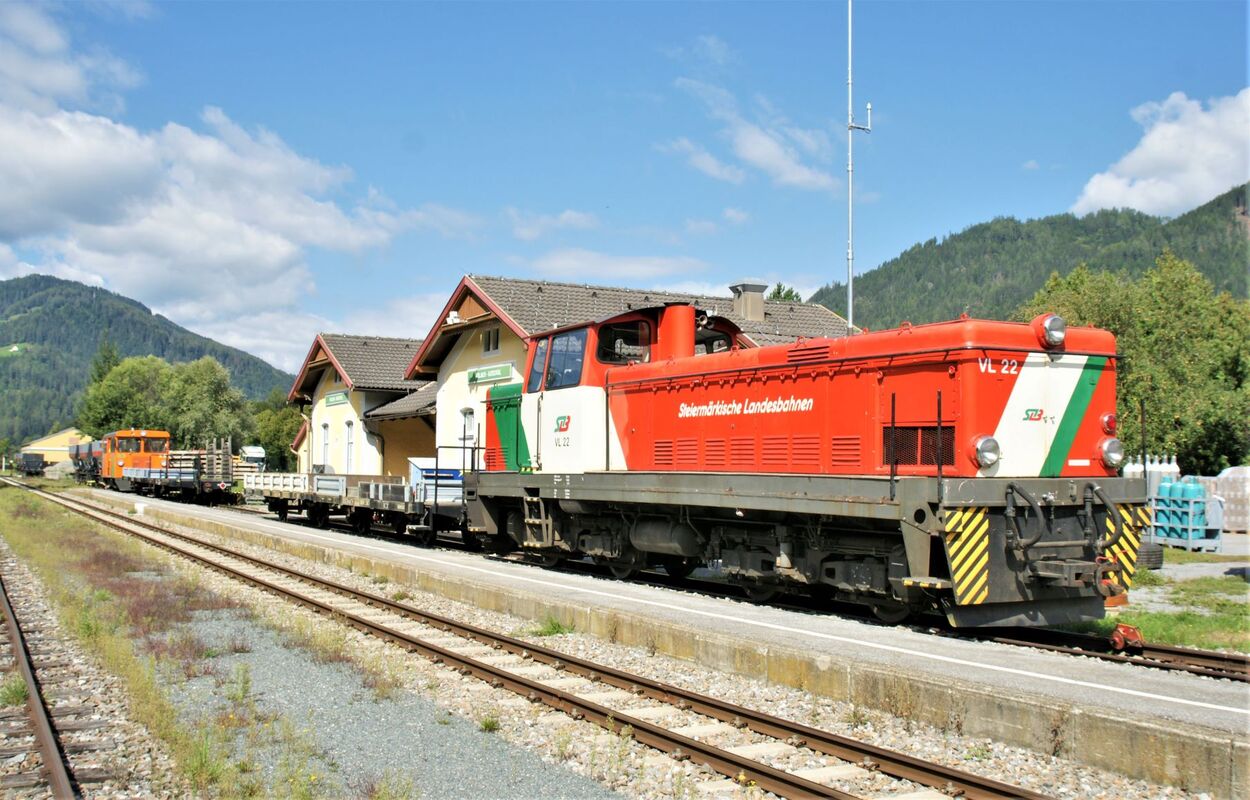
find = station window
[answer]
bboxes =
[345,421,354,474]
[545,329,588,390]
[526,338,549,393]
[597,321,651,364]
[321,423,329,467]
[481,327,500,355]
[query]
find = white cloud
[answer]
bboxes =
[505,207,599,241]
[693,35,732,67]
[532,248,707,281]
[0,7,482,372]
[0,2,141,113]
[1022,159,1040,171]
[669,78,836,191]
[338,292,450,342]
[1071,88,1250,217]
[658,138,745,184]
[722,207,749,225]
[653,280,733,297]
[684,219,718,235]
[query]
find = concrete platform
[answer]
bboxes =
[82,490,1250,797]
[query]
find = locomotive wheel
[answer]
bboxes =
[743,583,779,603]
[607,560,638,580]
[871,601,913,624]
[538,552,565,568]
[660,556,698,580]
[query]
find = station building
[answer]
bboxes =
[400,275,851,464]
[287,334,434,476]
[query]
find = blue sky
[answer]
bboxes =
[1,1,1246,370]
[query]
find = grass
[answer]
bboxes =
[0,489,333,797]
[1071,574,1250,652]
[528,615,574,637]
[1163,547,1250,565]
[0,673,28,706]
[478,713,500,733]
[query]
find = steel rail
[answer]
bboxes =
[19,483,1044,800]
[984,629,1249,683]
[0,567,77,798]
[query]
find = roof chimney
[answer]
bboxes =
[730,282,768,322]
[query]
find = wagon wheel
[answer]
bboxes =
[412,527,437,547]
[390,513,408,537]
[276,508,288,522]
[660,556,698,580]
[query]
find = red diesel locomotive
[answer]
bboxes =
[471,304,1147,628]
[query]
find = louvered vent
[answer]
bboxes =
[792,436,820,468]
[705,439,726,468]
[676,438,699,468]
[730,437,754,467]
[654,440,674,467]
[787,344,830,364]
[761,436,788,467]
[831,436,862,467]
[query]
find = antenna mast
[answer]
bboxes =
[847,0,871,332]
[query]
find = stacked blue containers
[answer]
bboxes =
[1155,474,1175,538]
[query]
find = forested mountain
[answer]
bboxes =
[0,275,293,444]
[810,183,1249,330]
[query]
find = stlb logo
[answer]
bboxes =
[1022,408,1044,422]
[554,415,571,432]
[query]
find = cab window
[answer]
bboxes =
[545,329,588,390]
[118,438,142,453]
[597,321,651,364]
[526,338,549,393]
[146,439,168,453]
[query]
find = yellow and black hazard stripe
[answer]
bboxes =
[1105,504,1149,589]
[943,506,991,606]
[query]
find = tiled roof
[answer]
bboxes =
[468,275,849,344]
[319,334,425,392]
[365,382,438,420]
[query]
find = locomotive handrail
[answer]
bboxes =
[604,343,1118,389]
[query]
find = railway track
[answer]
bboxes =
[93,485,1250,686]
[210,494,1250,685]
[10,480,1046,800]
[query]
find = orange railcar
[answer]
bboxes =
[98,429,170,490]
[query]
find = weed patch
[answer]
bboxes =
[0,672,28,705]
[529,615,574,637]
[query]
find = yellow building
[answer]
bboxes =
[21,427,88,465]
[287,334,435,476]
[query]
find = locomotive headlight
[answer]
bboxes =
[1099,438,1125,469]
[1038,314,1066,347]
[973,435,1001,468]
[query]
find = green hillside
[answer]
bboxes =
[0,275,293,444]
[810,183,1249,330]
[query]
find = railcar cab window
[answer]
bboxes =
[597,321,651,365]
[526,338,549,393]
[527,329,588,392]
[695,330,732,356]
[146,439,168,453]
[117,437,142,453]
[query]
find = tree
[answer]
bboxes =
[767,282,802,302]
[163,357,255,449]
[89,336,120,386]
[251,388,301,470]
[77,356,172,437]
[1016,251,1250,474]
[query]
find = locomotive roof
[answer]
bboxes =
[290,333,427,400]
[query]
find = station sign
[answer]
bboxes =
[325,391,349,406]
[469,363,514,385]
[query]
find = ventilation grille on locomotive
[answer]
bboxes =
[882,426,955,466]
